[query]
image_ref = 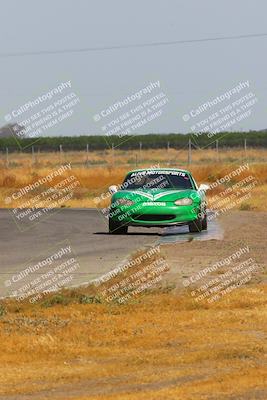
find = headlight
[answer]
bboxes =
[116,198,135,206]
[174,198,193,206]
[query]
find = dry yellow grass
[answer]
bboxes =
[0,247,266,399]
[0,286,266,399]
[0,148,266,210]
[0,149,266,398]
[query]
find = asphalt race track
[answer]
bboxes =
[0,209,223,297]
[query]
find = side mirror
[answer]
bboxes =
[198,184,210,192]
[109,185,118,194]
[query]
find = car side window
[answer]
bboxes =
[190,175,198,190]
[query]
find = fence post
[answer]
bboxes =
[6,147,9,168]
[111,143,114,166]
[59,144,63,162]
[86,143,89,167]
[166,141,170,166]
[216,139,219,161]
[32,146,35,165]
[188,138,192,165]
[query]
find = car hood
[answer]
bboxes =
[113,188,199,202]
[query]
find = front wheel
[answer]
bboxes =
[188,217,202,233]
[109,219,128,234]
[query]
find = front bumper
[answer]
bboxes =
[109,203,200,227]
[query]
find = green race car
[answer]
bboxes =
[108,168,209,234]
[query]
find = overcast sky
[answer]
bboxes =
[0,0,266,136]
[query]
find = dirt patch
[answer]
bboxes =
[161,210,267,289]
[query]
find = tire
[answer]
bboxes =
[188,217,202,233]
[202,213,208,230]
[109,219,128,234]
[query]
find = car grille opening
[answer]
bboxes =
[133,214,175,221]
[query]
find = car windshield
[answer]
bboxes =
[121,171,193,190]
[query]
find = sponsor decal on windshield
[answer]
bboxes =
[131,170,187,177]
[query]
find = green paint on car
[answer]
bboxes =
[108,168,208,234]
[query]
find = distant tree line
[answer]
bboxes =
[0,131,267,152]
